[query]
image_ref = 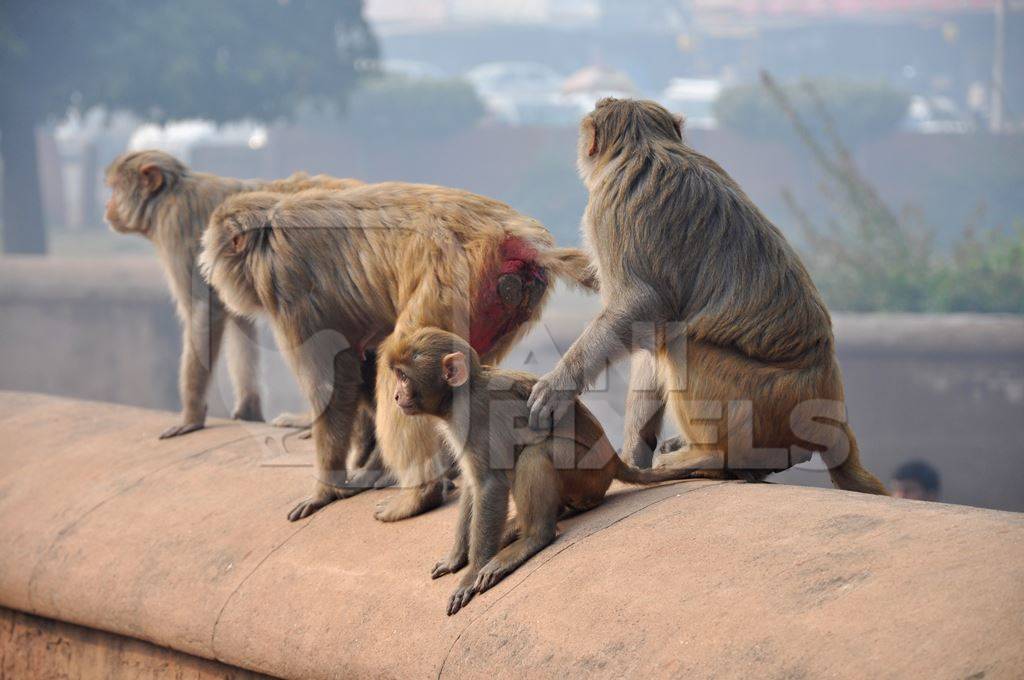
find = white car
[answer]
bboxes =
[465,62,577,125]
[660,78,722,130]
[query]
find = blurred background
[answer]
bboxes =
[0,1,1021,510]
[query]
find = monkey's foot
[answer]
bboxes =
[373,480,447,523]
[287,492,337,521]
[231,398,264,423]
[431,553,468,579]
[158,421,204,439]
[473,561,512,594]
[447,584,477,616]
[270,412,313,430]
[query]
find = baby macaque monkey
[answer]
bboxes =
[386,327,699,615]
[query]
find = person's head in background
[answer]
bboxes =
[891,460,941,501]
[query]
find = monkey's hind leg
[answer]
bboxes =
[226,315,264,422]
[473,446,559,594]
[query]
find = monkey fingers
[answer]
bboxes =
[373,481,447,522]
[158,421,205,440]
[287,488,339,521]
[472,563,506,594]
[431,553,468,579]
[446,582,478,616]
[526,377,574,431]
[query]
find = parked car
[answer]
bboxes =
[465,61,578,125]
[906,95,973,134]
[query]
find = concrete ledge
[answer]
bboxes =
[0,606,270,679]
[0,391,1022,679]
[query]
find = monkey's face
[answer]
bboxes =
[392,365,430,416]
[388,331,474,418]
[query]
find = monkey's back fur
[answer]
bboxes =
[202,182,597,521]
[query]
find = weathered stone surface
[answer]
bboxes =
[0,607,270,679]
[0,391,1021,679]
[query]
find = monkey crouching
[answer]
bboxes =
[386,327,699,615]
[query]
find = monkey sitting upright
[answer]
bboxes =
[527,98,888,495]
[386,327,699,615]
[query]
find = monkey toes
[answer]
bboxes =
[431,554,468,579]
[158,421,204,440]
[287,496,335,521]
[446,584,477,616]
[473,562,509,594]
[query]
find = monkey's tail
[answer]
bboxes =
[612,457,700,486]
[825,424,889,495]
[538,247,600,293]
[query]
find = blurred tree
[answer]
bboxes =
[714,79,909,149]
[0,0,377,254]
[764,72,1024,314]
[346,76,485,138]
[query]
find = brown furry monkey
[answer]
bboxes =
[386,327,699,615]
[104,150,363,438]
[200,184,597,522]
[527,98,887,495]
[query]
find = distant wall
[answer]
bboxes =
[1,256,1022,511]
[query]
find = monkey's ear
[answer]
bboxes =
[441,352,469,387]
[139,164,164,194]
[582,118,599,157]
[231,232,249,254]
[672,114,685,140]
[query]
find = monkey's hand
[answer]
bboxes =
[447,580,478,616]
[527,374,575,430]
[158,420,205,439]
[431,552,468,579]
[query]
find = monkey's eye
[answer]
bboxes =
[395,369,408,382]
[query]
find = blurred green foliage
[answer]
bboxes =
[715,79,910,146]
[760,73,1024,314]
[346,76,485,137]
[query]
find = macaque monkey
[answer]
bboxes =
[200,184,597,522]
[386,327,699,615]
[528,98,887,495]
[104,150,363,438]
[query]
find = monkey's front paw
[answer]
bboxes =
[158,421,204,439]
[287,496,333,521]
[431,554,468,579]
[447,584,477,616]
[527,377,574,430]
[373,499,402,522]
